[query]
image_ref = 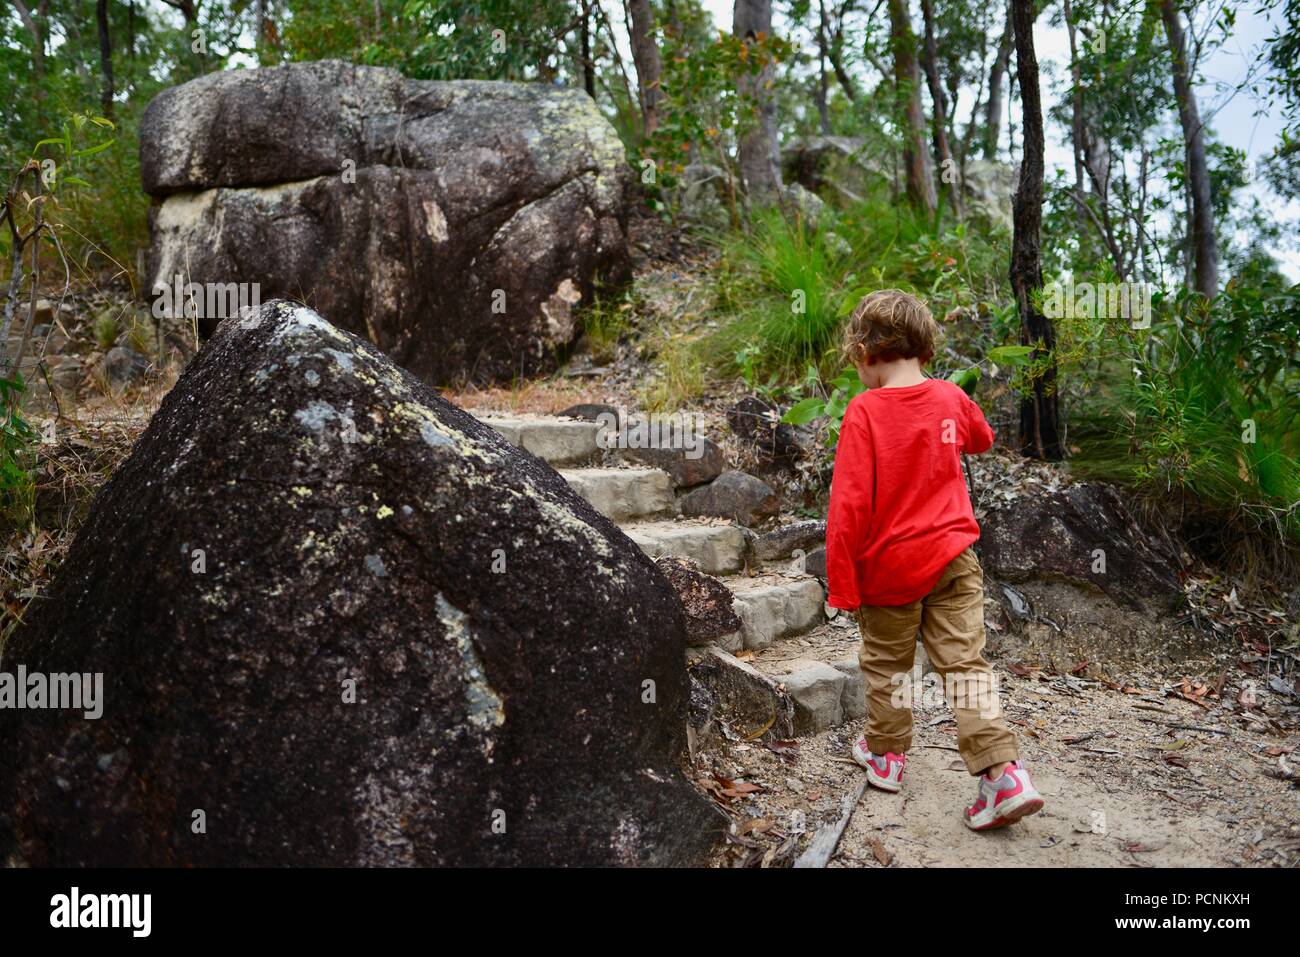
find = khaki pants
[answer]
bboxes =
[854,546,1019,775]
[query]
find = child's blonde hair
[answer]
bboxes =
[841,289,939,366]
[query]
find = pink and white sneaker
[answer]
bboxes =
[964,759,1044,831]
[851,738,906,792]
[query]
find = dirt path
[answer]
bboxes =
[698,663,1300,867]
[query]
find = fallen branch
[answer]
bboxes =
[793,778,868,868]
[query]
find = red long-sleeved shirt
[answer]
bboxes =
[826,378,994,608]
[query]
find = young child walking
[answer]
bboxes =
[826,290,1045,830]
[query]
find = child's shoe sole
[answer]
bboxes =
[964,790,1044,831]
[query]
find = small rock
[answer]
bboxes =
[558,402,619,423]
[680,470,779,527]
[803,546,827,579]
[50,356,83,395]
[626,436,725,488]
[100,346,149,392]
[752,520,825,561]
[687,646,796,742]
[832,657,867,721]
[727,395,802,465]
[780,661,846,734]
[781,182,825,231]
[19,300,56,324]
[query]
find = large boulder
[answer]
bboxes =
[978,482,1206,669]
[0,300,720,867]
[980,482,1182,617]
[141,60,632,385]
[780,136,880,201]
[961,160,1016,230]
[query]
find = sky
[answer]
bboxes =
[614,0,1297,280]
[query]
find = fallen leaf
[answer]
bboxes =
[869,837,893,866]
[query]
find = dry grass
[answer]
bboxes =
[442,376,608,416]
[1,375,171,647]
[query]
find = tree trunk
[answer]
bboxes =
[1010,0,1062,461]
[1160,0,1218,299]
[815,0,832,134]
[734,0,783,201]
[96,0,115,118]
[628,0,663,133]
[824,2,858,102]
[887,0,936,213]
[920,0,961,214]
[11,0,48,81]
[983,2,1013,160]
[580,1,595,99]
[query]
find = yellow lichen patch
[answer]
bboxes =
[292,486,313,497]
[376,505,394,519]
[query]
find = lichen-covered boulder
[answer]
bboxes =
[0,300,720,867]
[141,60,631,385]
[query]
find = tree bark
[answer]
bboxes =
[628,0,663,133]
[734,0,783,201]
[887,0,936,212]
[97,0,115,118]
[815,0,832,134]
[1010,0,1062,460]
[1160,0,1218,299]
[580,1,595,98]
[983,2,1013,160]
[920,0,961,214]
[10,0,50,81]
[824,1,859,102]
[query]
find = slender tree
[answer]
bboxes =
[734,0,783,200]
[1160,0,1218,299]
[815,0,833,133]
[580,0,595,98]
[97,0,116,118]
[1010,0,1062,460]
[983,2,1013,159]
[628,0,663,133]
[821,0,859,102]
[887,0,936,212]
[919,0,961,214]
[9,0,51,82]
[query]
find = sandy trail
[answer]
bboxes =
[699,665,1300,867]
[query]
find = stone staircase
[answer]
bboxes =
[474,411,873,738]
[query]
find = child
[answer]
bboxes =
[826,289,1044,831]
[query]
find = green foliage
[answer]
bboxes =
[637,5,793,218]
[0,374,37,523]
[92,311,121,350]
[699,183,1010,385]
[1069,273,1300,542]
[781,366,866,452]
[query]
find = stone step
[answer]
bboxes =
[725,574,826,651]
[685,644,796,743]
[622,519,745,575]
[560,466,674,523]
[476,413,610,466]
[746,618,935,736]
[475,413,722,489]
